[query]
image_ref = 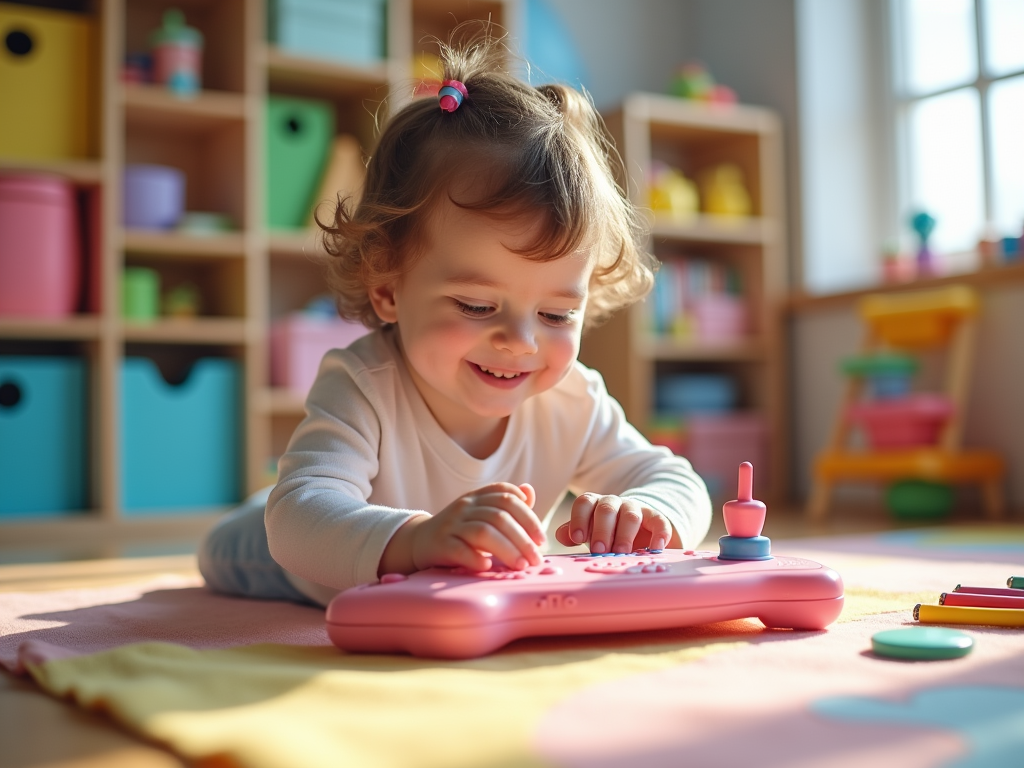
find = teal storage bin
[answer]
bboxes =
[0,356,87,515]
[266,94,334,229]
[268,0,386,65]
[121,357,240,512]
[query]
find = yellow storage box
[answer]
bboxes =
[0,3,97,160]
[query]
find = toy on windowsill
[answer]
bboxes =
[910,210,938,277]
[648,161,699,220]
[668,63,737,105]
[881,244,914,284]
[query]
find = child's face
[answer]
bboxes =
[369,199,594,443]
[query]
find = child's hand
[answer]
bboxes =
[402,482,546,573]
[554,494,673,554]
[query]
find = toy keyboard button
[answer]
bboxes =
[656,564,670,573]
[540,566,562,575]
[626,565,644,574]
[642,564,658,574]
[380,573,407,584]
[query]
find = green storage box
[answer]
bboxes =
[266,94,334,230]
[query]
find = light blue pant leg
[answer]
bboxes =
[197,487,317,605]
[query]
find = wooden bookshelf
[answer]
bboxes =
[1,0,521,550]
[581,93,789,501]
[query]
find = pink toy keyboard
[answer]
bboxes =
[326,463,844,659]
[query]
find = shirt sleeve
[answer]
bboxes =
[568,367,712,549]
[264,351,428,596]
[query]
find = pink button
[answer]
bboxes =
[642,564,658,574]
[380,573,407,584]
[626,565,644,574]
[540,567,563,575]
[656,564,670,573]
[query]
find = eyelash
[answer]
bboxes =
[453,301,576,326]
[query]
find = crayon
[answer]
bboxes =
[940,592,1024,609]
[1009,576,1024,590]
[915,603,1024,628]
[953,585,1024,597]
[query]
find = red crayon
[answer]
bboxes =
[953,584,1024,597]
[941,592,1024,609]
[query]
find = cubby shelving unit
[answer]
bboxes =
[0,0,521,556]
[580,92,789,501]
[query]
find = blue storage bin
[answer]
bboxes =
[656,373,738,415]
[121,357,240,512]
[0,356,87,515]
[267,0,386,64]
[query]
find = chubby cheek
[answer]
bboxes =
[544,328,581,379]
[406,314,479,368]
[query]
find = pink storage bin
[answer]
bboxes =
[693,294,747,342]
[846,394,953,449]
[271,314,370,396]
[0,174,80,318]
[686,413,767,498]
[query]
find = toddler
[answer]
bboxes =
[199,33,711,606]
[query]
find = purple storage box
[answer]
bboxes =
[123,164,185,229]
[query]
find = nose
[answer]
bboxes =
[493,314,538,356]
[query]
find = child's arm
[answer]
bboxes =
[378,482,546,575]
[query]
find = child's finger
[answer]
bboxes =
[475,490,546,547]
[456,514,541,569]
[642,509,673,551]
[587,495,622,554]
[554,521,577,547]
[518,483,536,509]
[568,493,598,546]
[611,499,645,553]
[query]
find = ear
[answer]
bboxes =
[367,281,398,324]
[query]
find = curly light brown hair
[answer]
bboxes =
[316,26,655,331]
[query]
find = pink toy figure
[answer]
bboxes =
[718,461,771,561]
[722,461,765,537]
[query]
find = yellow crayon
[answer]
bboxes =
[915,603,1024,628]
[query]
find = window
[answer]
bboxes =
[892,0,1024,257]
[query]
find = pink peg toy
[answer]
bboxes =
[723,462,766,537]
[718,462,772,561]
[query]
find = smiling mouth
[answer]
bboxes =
[474,363,523,379]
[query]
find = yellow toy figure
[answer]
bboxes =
[703,164,751,218]
[648,162,699,220]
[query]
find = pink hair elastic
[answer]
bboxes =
[438,80,468,112]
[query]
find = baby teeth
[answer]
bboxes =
[478,365,520,379]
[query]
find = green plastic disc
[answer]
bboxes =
[871,627,974,660]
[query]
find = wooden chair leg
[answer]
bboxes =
[981,480,1006,520]
[806,478,832,521]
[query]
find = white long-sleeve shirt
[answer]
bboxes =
[266,328,711,605]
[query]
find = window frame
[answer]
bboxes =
[889,0,1024,251]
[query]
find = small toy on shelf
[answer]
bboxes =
[702,163,752,219]
[150,9,203,98]
[648,161,699,220]
[668,63,736,105]
[909,210,937,277]
[163,283,201,319]
[880,244,914,284]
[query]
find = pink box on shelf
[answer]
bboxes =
[846,394,953,449]
[693,294,747,342]
[686,413,767,498]
[270,314,370,396]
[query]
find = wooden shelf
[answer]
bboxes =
[123,229,247,258]
[255,387,307,416]
[121,318,248,344]
[635,336,767,362]
[265,46,389,99]
[0,316,103,341]
[123,83,247,133]
[650,214,777,245]
[0,157,105,184]
[268,230,326,259]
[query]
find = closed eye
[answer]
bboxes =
[540,310,577,326]
[454,299,493,317]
